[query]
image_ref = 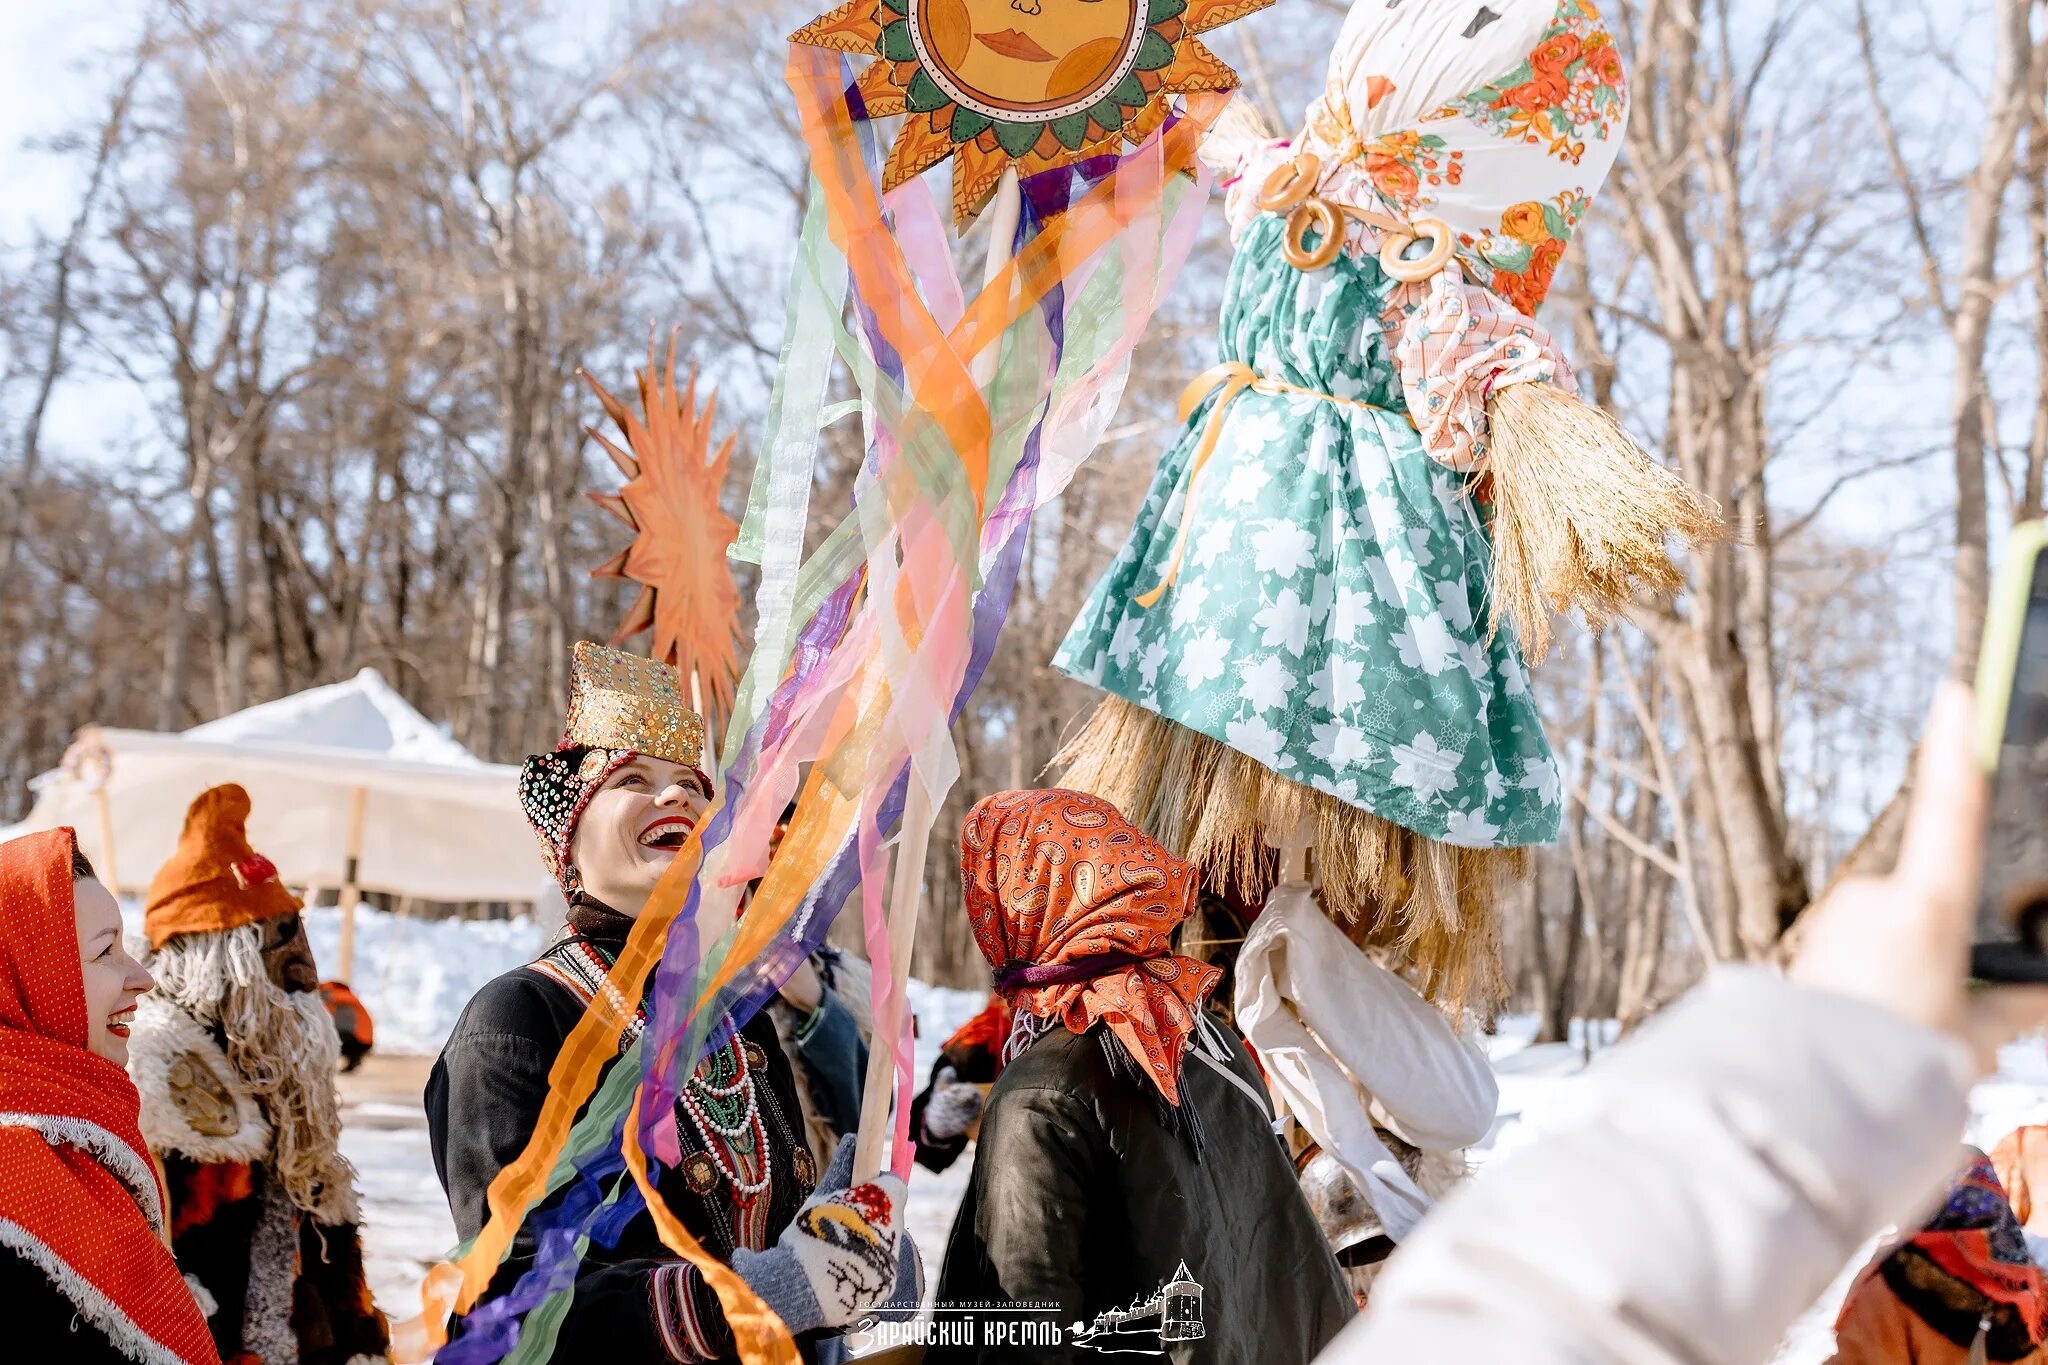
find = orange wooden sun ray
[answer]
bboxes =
[583,330,745,736]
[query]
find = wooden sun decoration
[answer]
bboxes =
[793,0,1273,226]
[584,333,742,738]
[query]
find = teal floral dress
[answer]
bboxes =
[1054,213,1561,850]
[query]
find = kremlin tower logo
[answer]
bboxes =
[1069,1261,1205,1354]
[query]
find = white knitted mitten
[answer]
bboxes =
[733,1135,911,1332]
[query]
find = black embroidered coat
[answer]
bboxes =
[425,927,823,1364]
[930,1020,1354,1365]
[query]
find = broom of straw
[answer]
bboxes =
[1483,381,1723,664]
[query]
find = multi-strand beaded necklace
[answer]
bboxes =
[679,1032,773,1203]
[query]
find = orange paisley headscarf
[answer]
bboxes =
[960,789,1221,1106]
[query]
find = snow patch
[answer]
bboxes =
[903,978,992,1080]
[342,1114,459,1317]
[185,666,483,767]
[299,906,549,1054]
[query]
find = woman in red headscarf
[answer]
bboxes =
[0,827,220,1365]
[927,789,1352,1364]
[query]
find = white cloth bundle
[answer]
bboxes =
[1234,883,1498,1240]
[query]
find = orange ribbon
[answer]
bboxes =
[626,1093,800,1365]
[1134,361,1404,608]
[395,54,1229,1365]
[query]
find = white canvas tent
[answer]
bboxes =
[3,668,540,977]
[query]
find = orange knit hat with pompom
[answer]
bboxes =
[144,784,302,948]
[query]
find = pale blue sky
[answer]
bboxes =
[0,6,143,240]
[0,3,158,467]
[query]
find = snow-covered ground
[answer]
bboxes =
[341,1085,458,1320]
[300,905,551,1054]
[897,980,986,1267]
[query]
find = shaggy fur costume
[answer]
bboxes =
[131,935,388,1365]
[147,927,357,1225]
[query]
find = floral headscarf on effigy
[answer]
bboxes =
[1279,0,1627,325]
[1221,0,1715,659]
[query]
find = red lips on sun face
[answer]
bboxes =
[976,28,1056,61]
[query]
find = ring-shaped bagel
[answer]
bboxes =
[1256,152,1323,213]
[1281,200,1346,271]
[1379,217,1456,283]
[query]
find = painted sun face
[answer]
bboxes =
[792,0,1269,225]
[912,0,1145,120]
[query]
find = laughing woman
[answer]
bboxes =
[0,827,220,1365]
[428,645,915,1363]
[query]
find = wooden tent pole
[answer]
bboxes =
[94,787,120,897]
[336,786,369,982]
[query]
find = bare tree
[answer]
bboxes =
[1,0,2042,1005]
[1856,0,2039,675]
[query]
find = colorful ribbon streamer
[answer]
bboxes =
[397,46,1225,1365]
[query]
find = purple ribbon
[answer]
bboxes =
[992,950,1156,993]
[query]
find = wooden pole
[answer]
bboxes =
[849,172,1022,1182]
[688,667,714,765]
[93,786,119,896]
[969,175,1023,386]
[336,785,368,982]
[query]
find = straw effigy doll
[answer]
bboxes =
[1054,0,1717,1007]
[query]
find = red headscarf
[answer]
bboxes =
[960,789,1220,1105]
[0,828,220,1365]
[940,995,1014,1063]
